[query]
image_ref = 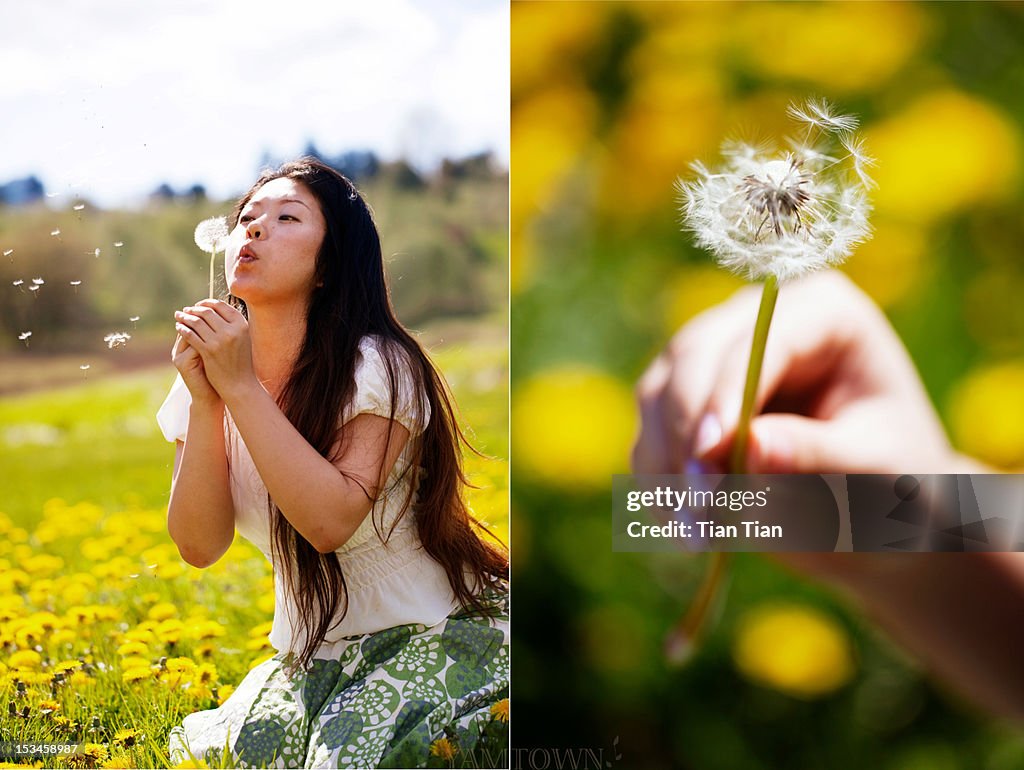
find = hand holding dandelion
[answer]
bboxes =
[679,98,873,473]
[194,217,229,299]
[662,98,874,663]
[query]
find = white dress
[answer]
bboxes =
[158,336,510,769]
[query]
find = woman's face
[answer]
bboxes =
[225,177,327,308]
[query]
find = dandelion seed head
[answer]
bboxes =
[104,332,132,349]
[194,217,229,253]
[679,98,873,282]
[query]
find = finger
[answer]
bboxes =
[175,321,207,350]
[176,308,227,341]
[195,298,244,324]
[181,305,230,334]
[632,355,674,474]
[747,413,853,474]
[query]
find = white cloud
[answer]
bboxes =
[0,0,508,206]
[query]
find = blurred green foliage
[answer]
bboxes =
[512,2,1024,767]
[0,168,508,357]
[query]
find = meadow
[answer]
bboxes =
[0,330,507,770]
[0,162,509,769]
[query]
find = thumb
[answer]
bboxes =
[747,414,846,474]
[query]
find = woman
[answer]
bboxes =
[157,158,509,768]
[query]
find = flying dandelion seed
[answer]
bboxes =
[70,280,82,293]
[129,316,140,329]
[104,332,132,349]
[113,241,124,256]
[80,364,91,378]
[13,279,24,289]
[73,203,85,211]
[50,229,61,239]
[195,217,229,298]
[28,285,40,295]
[18,331,32,347]
[32,278,44,285]
[3,249,12,261]
[91,248,101,258]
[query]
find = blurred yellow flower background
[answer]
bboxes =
[512,2,1024,767]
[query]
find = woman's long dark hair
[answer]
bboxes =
[228,158,508,670]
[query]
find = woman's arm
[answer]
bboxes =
[166,333,236,568]
[220,381,410,553]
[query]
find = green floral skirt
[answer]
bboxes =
[169,585,509,769]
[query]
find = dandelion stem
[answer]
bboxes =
[665,549,731,665]
[666,274,779,666]
[209,252,216,299]
[730,273,779,473]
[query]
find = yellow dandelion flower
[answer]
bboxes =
[54,659,82,674]
[113,727,142,748]
[154,560,186,580]
[120,655,151,671]
[257,591,275,614]
[733,604,855,699]
[194,641,217,658]
[950,361,1024,469]
[159,670,187,688]
[166,657,196,674]
[69,670,93,688]
[245,637,271,651]
[121,666,153,684]
[188,683,214,701]
[216,684,235,705]
[429,737,459,761]
[51,629,78,648]
[20,553,64,576]
[38,698,61,715]
[147,602,178,621]
[156,619,185,644]
[0,569,31,592]
[490,698,509,723]
[189,620,226,640]
[194,663,217,686]
[248,620,274,638]
[513,366,636,489]
[9,649,42,669]
[116,641,149,657]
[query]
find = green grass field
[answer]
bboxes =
[0,334,507,769]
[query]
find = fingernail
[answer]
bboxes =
[683,459,710,476]
[694,413,722,457]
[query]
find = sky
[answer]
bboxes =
[0,0,509,207]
